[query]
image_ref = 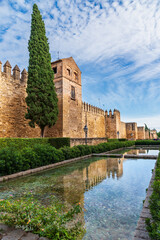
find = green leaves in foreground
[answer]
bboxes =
[145,153,160,240]
[0,194,84,240]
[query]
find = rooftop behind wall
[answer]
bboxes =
[82,102,104,116]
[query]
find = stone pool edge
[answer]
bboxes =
[133,158,157,240]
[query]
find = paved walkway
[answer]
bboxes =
[0,224,49,240]
[133,163,156,240]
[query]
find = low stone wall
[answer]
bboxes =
[70,138,107,147]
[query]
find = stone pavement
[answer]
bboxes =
[0,224,49,240]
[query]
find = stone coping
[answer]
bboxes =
[133,159,157,240]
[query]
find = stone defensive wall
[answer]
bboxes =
[0,57,157,142]
[0,60,40,138]
[105,109,126,139]
[82,102,106,138]
[137,126,145,140]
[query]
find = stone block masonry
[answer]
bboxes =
[0,57,157,142]
[0,61,40,138]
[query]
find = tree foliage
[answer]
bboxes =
[25,4,58,137]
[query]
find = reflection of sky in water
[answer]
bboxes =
[0,156,156,240]
[83,159,156,240]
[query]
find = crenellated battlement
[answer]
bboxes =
[105,109,120,118]
[82,102,105,115]
[0,60,28,84]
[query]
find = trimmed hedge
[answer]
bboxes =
[0,141,135,176]
[146,153,160,239]
[135,140,160,145]
[119,138,127,141]
[48,138,70,149]
[0,138,70,150]
[108,139,119,142]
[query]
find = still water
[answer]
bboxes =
[0,156,156,240]
[113,148,159,156]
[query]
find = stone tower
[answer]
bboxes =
[45,57,83,138]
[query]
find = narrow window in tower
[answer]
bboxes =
[53,67,57,74]
[71,86,75,100]
[74,72,78,81]
[67,68,71,75]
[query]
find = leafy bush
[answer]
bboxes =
[0,194,84,240]
[0,138,70,150]
[48,138,70,149]
[108,139,119,142]
[135,140,160,145]
[145,153,160,239]
[0,141,135,176]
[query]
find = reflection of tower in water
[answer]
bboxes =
[106,158,123,179]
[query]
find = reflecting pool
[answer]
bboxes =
[114,148,159,156]
[0,157,156,240]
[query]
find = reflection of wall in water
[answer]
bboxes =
[139,149,146,154]
[124,149,146,155]
[83,159,107,190]
[54,158,124,206]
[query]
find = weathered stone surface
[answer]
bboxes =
[2,229,24,240]
[134,230,150,239]
[20,232,39,240]
[0,224,13,233]
[39,237,49,240]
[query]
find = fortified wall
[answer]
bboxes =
[82,102,105,138]
[0,61,40,138]
[0,57,157,141]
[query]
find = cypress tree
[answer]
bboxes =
[25,4,58,137]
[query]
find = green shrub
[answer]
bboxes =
[76,145,92,156]
[0,194,84,240]
[146,153,160,239]
[136,140,160,145]
[119,138,127,141]
[60,146,81,160]
[0,140,135,176]
[108,139,119,142]
[0,138,70,150]
[48,138,70,149]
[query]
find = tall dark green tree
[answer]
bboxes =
[25,4,58,137]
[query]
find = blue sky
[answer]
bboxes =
[0,0,160,130]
